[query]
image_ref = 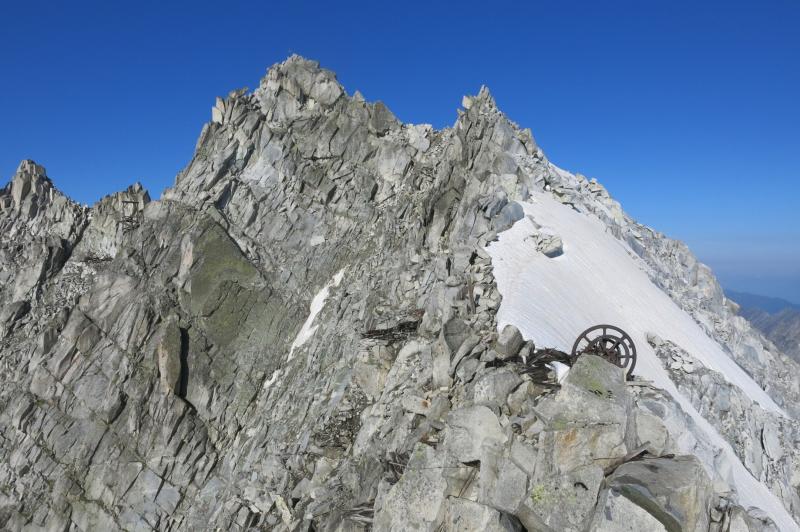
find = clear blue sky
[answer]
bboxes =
[2,0,798,302]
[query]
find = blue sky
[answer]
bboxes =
[1,0,798,302]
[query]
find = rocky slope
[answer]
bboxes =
[739,307,800,364]
[1,56,798,531]
[725,291,800,364]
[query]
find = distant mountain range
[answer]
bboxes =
[726,290,800,314]
[727,289,800,363]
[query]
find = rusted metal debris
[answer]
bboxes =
[385,451,409,483]
[571,324,637,377]
[518,347,573,385]
[362,319,421,342]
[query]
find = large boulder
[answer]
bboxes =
[477,451,529,513]
[496,324,524,359]
[373,444,449,531]
[593,456,713,532]
[532,355,630,472]
[444,497,522,531]
[469,368,523,408]
[515,464,604,532]
[590,488,667,532]
[443,406,508,463]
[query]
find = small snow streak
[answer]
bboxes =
[262,369,281,389]
[288,269,345,360]
[548,361,571,382]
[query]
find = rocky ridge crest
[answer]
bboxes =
[0,56,797,531]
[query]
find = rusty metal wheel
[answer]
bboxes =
[571,324,637,376]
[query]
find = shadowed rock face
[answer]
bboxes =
[0,56,795,531]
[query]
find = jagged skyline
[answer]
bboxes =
[1,0,798,302]
[3,56,798,530]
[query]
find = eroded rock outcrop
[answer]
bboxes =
[0,56,796,531]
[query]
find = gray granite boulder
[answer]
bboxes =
[599,456,713,532]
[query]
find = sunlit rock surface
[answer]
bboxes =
[1,56,797,531]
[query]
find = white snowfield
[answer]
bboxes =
[487,191,799,531]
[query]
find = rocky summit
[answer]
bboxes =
[1,56,799,531]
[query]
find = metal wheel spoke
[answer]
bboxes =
[572,324,637,378]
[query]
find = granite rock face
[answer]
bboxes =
[0,56,796,531]
[740,306,800,364]
[649,336,800,523]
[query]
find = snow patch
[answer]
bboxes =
[262,369,282,389]
[288,269,345,360]
[548,361,571,383]
[486,191,798,531]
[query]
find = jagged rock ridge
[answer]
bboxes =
[0,56,797,531]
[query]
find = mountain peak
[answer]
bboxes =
[3,159,56,217]
[462,84,497,112]
[255,54,344,108]
[11,158,49,193]
[14,159,47,181]
[4,58,799,532]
